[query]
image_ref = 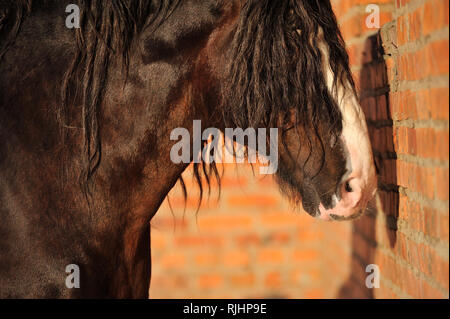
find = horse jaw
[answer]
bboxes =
[318,38,378,221]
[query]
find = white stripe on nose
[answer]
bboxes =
[318,29,377,220]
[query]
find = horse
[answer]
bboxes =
[0,0,377,298]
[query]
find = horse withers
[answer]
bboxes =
[0,0,376,298]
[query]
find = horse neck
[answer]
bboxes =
[0,6,192,297]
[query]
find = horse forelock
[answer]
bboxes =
[221,0,355,167]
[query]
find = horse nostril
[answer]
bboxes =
[345,180,353,193]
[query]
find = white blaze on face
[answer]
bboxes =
[317,36,377,221]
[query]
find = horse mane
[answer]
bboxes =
[59,0,180,197]
[223,0,355,139]
[2,0,181,196]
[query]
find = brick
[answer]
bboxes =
[223,250,250,267]
[197,214,253,231]
[423,0,450,35]
[227,194,279,208]
[258,249,284,264]
[198,274,223,289]
[195,252,219,267]
[264,272,282,288]
[229,272,255,287]
[160,253,186,268]
[292,249,319,262]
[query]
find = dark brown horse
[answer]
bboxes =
[0,0,377,298]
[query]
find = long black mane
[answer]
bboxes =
[60,0,180,184]
[223,0,355,146]
[1,0,181,195]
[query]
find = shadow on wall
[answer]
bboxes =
[338,32,399,298]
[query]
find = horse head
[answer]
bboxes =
[210,0,377,220]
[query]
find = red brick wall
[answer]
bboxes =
[150,165,353,298]
[149,0,449,299]
[334,0,449,298]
